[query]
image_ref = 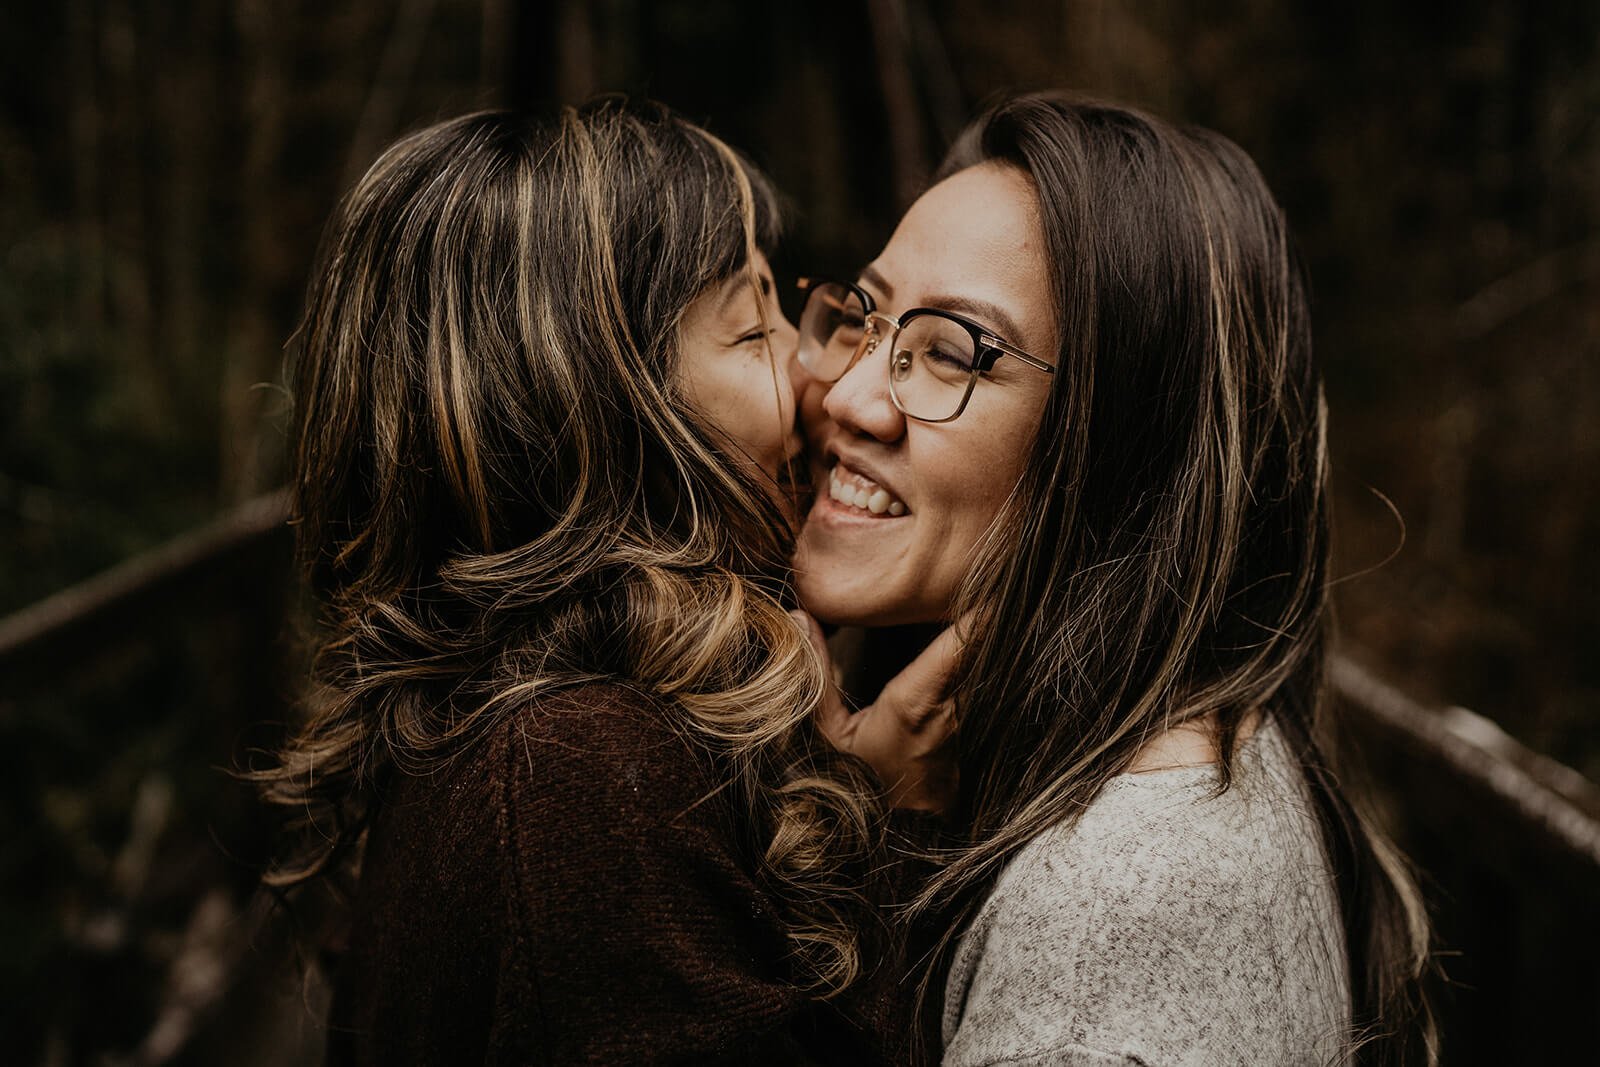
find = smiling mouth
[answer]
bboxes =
[826,463,908,516]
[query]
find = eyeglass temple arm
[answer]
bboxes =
[982,336,1056,374]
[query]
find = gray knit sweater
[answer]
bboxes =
[941,721,1350,1066]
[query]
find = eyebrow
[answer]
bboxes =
[859,263,894,297]
[924,293,1027,348]
[718,270,774,314]
[859,264,1029,348]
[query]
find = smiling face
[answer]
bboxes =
[795,163,1057,625]
[677,250,803,485]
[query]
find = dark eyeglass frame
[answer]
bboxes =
[796,276,1055,424]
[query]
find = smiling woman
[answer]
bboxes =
[796,163,1056,626]
[794,92,1436,1065]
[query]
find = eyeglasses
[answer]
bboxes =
[795,277,1054,423]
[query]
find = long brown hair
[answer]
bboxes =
[917,93,1435,1062]
[257,99,884,996]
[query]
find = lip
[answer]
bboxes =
[808,446,911,523]
[828,448,906,505]
[809,489,911,527]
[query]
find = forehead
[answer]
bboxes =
[872,163,1052,351]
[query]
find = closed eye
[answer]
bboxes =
[916,341,973,374]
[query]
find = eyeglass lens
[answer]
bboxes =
[798,282,977,422]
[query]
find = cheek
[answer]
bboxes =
[770,363,797,431]
[917,414,1038,569]
[678,351,792,476]
[723,360,793,462]
[746,362,792,446]
[918,474,1008,596]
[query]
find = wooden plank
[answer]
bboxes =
[1331,653,1600,869]
[0,491,292,694]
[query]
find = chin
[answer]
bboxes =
[793,568,939,628]
[792,576,863,626]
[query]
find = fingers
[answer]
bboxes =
[875,617,969,731]
[789,609,853,750]
[787,607,827,658]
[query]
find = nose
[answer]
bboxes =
[821,334,906,444]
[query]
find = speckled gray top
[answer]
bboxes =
[942,720,1351,1067]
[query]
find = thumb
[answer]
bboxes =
[789,609,852,745]
[874,615,969,730]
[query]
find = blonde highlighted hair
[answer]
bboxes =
[256,99,883,996]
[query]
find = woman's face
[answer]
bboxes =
[677,250,803,484]
[795,164,1056,625]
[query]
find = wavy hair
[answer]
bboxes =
[255,99,884,996]
[914,93,1435,1063]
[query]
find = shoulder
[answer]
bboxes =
[972,737,1316,934]
[976,723,1340,934]
[496,679,688,752]
[368,685,866,1061]
[943,726,1349,1067]
[481,681,729,838]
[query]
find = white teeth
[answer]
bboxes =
[827,465,908,517]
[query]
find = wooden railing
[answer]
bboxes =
[1,493,305,1065]
[0,491,292,690]
[3,494,1597,1064]
[1327,658,1600,1063]
[1330,656,1600,868]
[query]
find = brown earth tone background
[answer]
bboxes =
[3,1,1595,1062]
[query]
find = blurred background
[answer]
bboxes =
[1,1,1595,1062]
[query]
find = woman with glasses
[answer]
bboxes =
[791,93,1435,1064]
[255,99,945,1065]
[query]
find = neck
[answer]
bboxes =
[1125,708,1263,774]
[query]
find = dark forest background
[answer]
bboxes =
[2,1,1596,1062]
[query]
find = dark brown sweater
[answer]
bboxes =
[326,683,926,1066]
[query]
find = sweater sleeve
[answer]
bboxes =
[490,686,848,1066]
